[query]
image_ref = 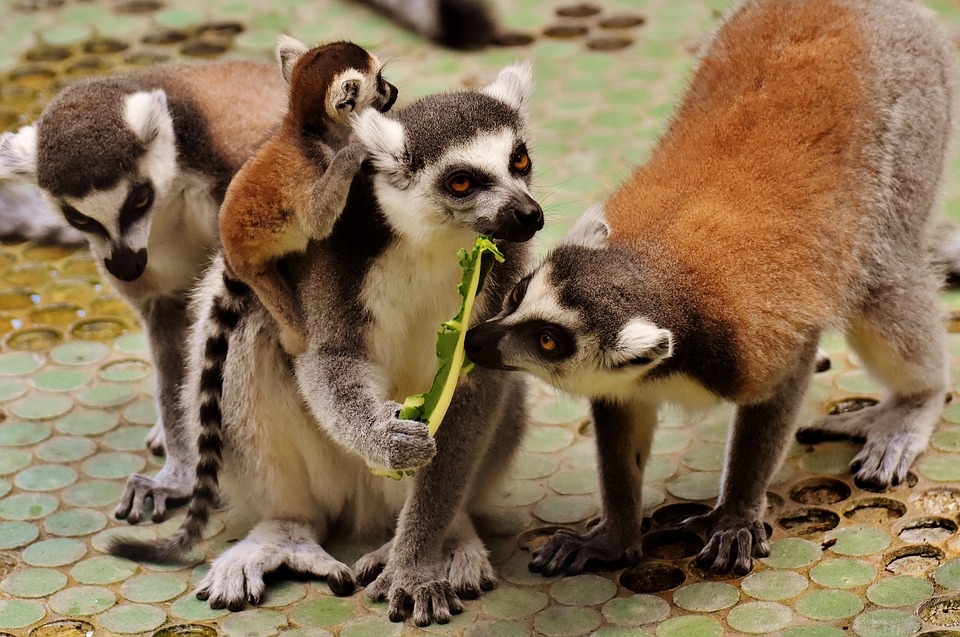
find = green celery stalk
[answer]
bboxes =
[372,235,504,479]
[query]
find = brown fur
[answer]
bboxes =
[606,0,871,399]
[218,41,395,355]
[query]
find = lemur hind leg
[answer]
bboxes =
[796,284,947,491]
[242,263,307,357]
[195,519,355,611]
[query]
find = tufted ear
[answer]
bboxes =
[351,109,411,187]
[0,126,38,183]
[608,318,673,368]
[276,34,309,84]
[481,60,533,117]
[332,78,361,114]
[124,90,177,192]
[562,203,610,249]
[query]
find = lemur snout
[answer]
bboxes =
[380,82,398,112]
[465,323,511,370]
[496,193,543,242]
[105,246,148,282]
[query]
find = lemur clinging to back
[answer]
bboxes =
[111,62,543,626]
[467,0,953,576]
[220,37,398,356]
[0,60,287,524]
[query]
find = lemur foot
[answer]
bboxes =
[196,520,355,611]
[366,563,463,627]
[682,509,769,575]
[355,539,391,586]
[528,524,641,576]
[114,461,193,524]
[796,393,939,491]
[145,419,166,455]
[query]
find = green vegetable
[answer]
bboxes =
[372,235,505,479]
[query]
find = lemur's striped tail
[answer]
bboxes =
[109,270,250,563]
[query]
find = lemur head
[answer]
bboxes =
[276,36,398,133]
[465,205,674,399]
[350,61,543,244]
[0,80,176,282]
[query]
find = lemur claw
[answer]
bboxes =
[114,470,192,524]
[529,524,640,576]
[684,510,769,575]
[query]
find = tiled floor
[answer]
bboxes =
[2,0,960,635]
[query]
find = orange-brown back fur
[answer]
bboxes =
[606,0,873,399]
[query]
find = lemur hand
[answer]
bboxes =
[682,506,769,575]
[529,522,641,576]
[366,558,463,627]
[364,401,436,472]
[114,458,194,524]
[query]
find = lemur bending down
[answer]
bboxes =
[110,62,544,626]
[466,0,953,576]
[0,61,287,524]
[220,37,398,356]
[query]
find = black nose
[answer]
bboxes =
[513,200,543,230]
[465,323,510,370]
[380,83,398,113]
[496,194,543,243]
[105,246,147,282]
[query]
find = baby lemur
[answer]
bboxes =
[111,62,543,626]
[219,37,398,355]
[467,0,953,576]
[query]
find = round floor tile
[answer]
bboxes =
[851,608,921,637]
[0,421,52,447]
[43,507,107,536]
[61,480,124,508]
[55,409,119,436]
[340,614,403,637]
[524,426,575,453]
[866,575,934,607]
[550,574,617,606]
[601,594,670,626]
[0,520,39,549]
[795,589,864,621]
[81,451,146,479]
[48,585,116,615]
[533,494,597,524]
[673,581,739,612]
[0,599,45,630]
[741,569,809,601]
[22,537,86,567]
[34,436,97,463]
[70,555,138,585]
[0,492,58,520]
[823,526,891,557]
[49,341,110,366]
[289,598,356,627]
[482,587,549,619]
[726,601,793,634]
[0,448,31,475]
[14,464,77,491]
[655,616,723,637]
[99,604,167,634]
[9,394,72,420]
[534,606,602,637]
[1,568,67,598]
[809,558,876,588]
[119,572,187,603]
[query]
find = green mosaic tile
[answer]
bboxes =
[81,451,146,479]
[850,608,921,637]
[550,574,618,606]
[866,575,934,607]
[726,601,793,634]
[14,463,77,490]
[114,333,148,354]
[0,492,58,520]
[534,393,590,424]
[70,555,139,585]
[547,468,600,495]
[495,480,547,506]
[524,426,576,452]
[170,594,231,622]
[278,630,334,637]
[340,615,402,637]
[823,526,891,557]
[644,456,678,481]
[665,471,721,500]
[562,441,597,468]
[534,606,603,636]
[0,351,44,376]
[591,628,653,637]
[9,393,73,419]
[783,626,847,637]
[795,589,864,621]
[464,619,530,637]
[122,399,157,425]
[0,567,67,598]
[31,368,91,392]
[98,358,151,382]
[482,587,549,619]
[77,382,136,408]
[99,604,168,634]
[48,585,116,615]
[0,520,39,549]
[600,595,670,626]
[0,479,8,498]
[34,436,97,463]
[260,580,308,608]
[809,558,876,588]
[0,599,46,630]
[49,341,110,366]
[0,421,52,446]
[655,616,724,637]
[918,455,960,481]
[934,558,960,589]
[56,409,119,436]
[289,598,355,627]
[511,453,560,480]
[798,443,858,475]
[834,372,881,395]
[119,572,187,603]
[102,426,149,451]
[741,569,809,601]
[533,494,598,524]
[43,507,107,536]
[418,610,479,635]
[931,427,960,452]
[681,444,725,471]
[221,608,289,637]
[0,378,27,401]
[673,581,740,612]
[21,537,87,567]
[651,430,691,455]
[0,448,31,475]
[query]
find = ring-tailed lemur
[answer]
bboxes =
[466,0,953,576]
[219,37,398,356]
[0,60,287,524]
[110,62,543,626]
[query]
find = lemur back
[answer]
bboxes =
[218,38,398,356]
[467,0,953,577]
[0,60,286,525]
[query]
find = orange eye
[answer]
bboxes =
[512,151,530,173]
[539,333,556,352]
[133,193,151,209]
[447,174,474,196]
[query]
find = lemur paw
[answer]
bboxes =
[367,564,463,627]
[355,540,391,586]
[145,419,166,456]
[849,430,926,491]
[683,509,769,575]
[114,463,193,524]
[197,520,355,611]
[446,541,497,599]
[529,524,641,576]
[370,401,436,471]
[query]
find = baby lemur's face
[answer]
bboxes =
[325,54,398,121]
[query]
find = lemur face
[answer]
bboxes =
[351,62,544,245]
[0,89,176,283]
[466,244,674,400]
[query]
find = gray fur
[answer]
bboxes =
[0,182,84,245]
[468,0,953,577]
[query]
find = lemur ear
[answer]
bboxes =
[276,35,309,84]
[351,109,410,186]
[563,203,610,248]
[333,79,361,114]
[608,318,673,368]
[0,126,38,182]
[124,90,172,145]
[481,60,533,117]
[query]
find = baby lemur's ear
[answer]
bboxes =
[563,203,610,249]
[351,109,411,187]
[607,318,673,369]
[0,126,38,183]
[276,34,309,84]
[481,60,533,117]
[333,79,361,114]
